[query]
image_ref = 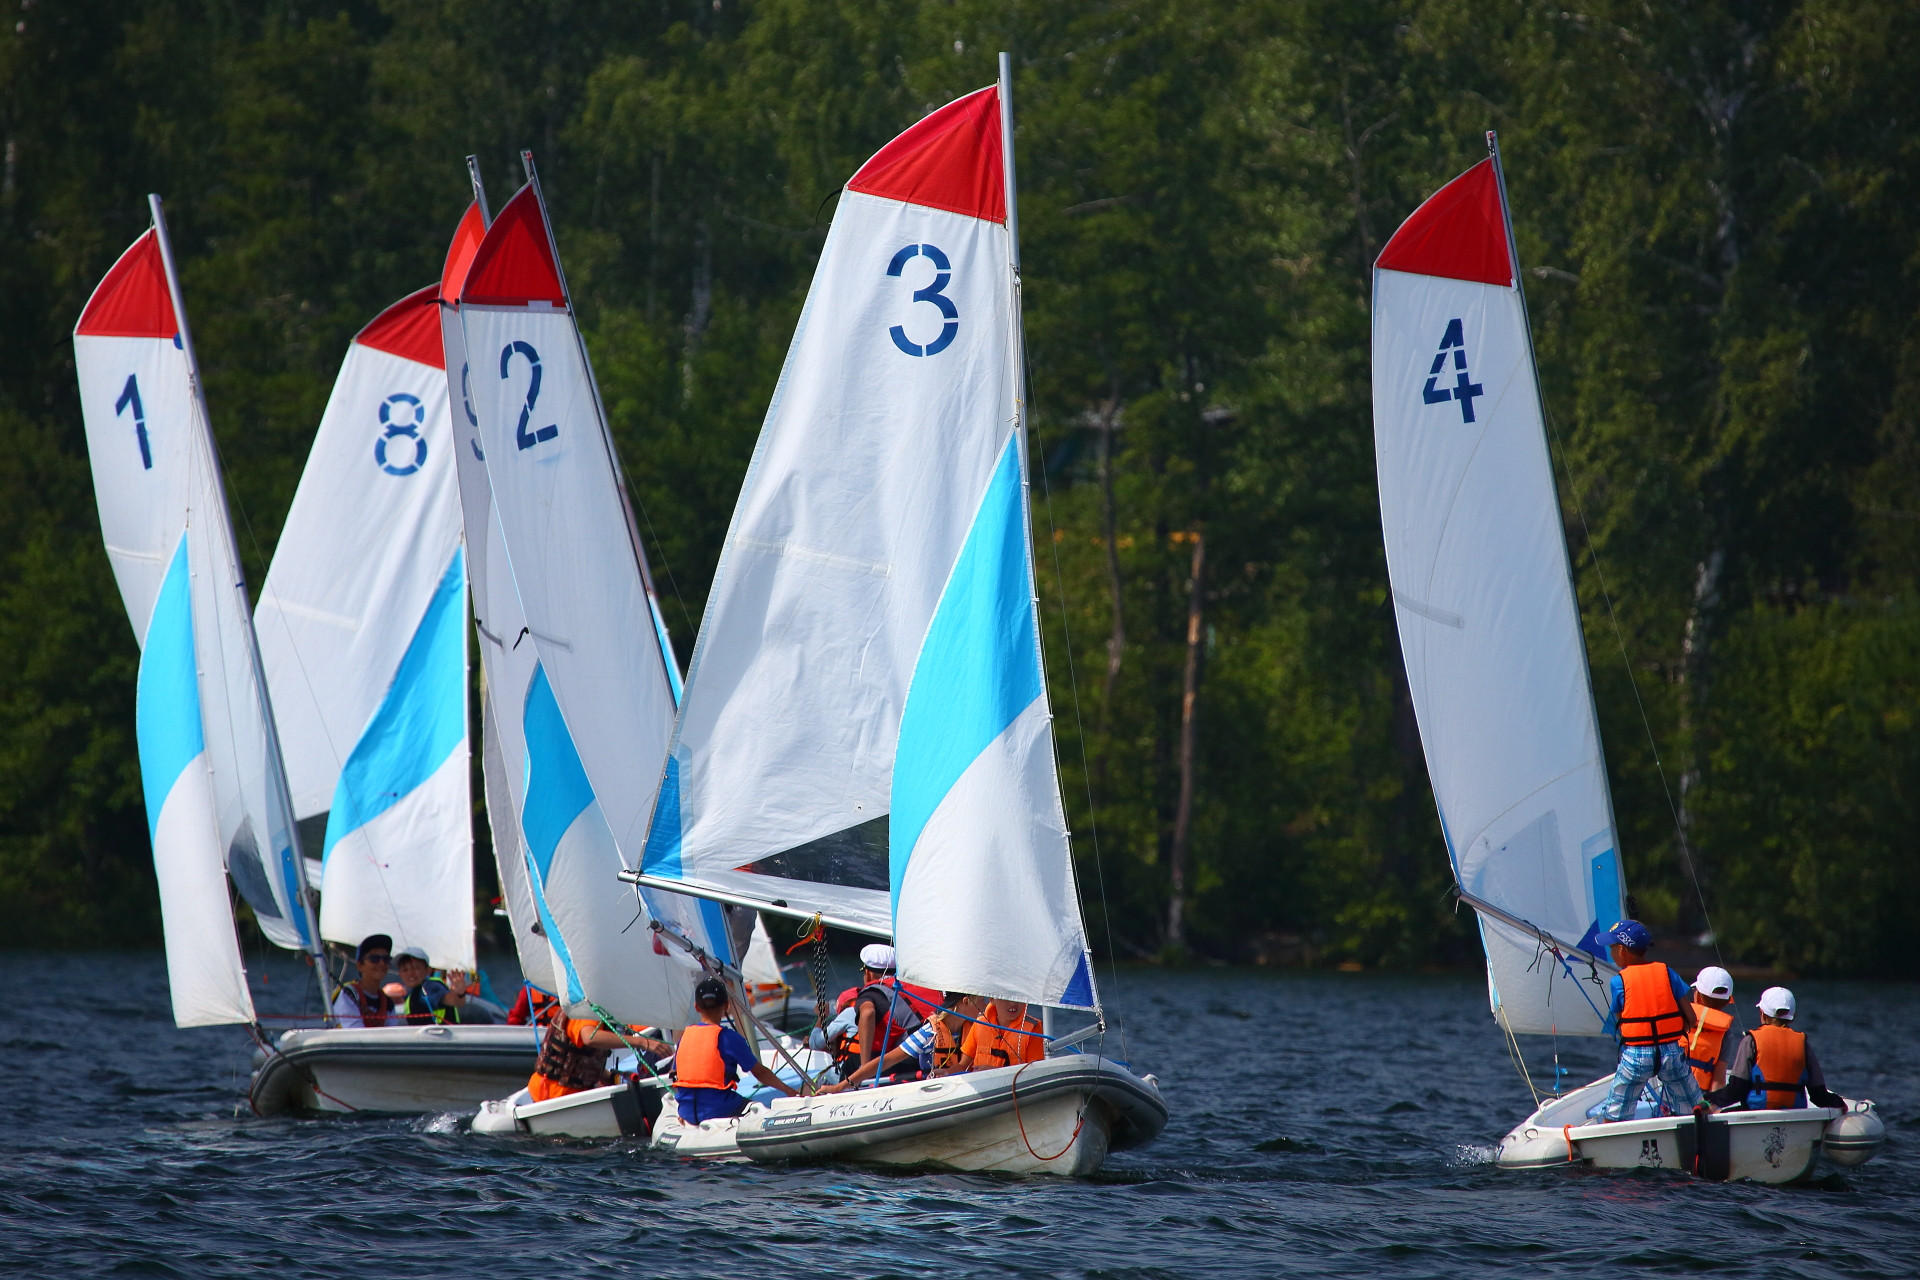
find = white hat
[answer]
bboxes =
[1757,986,1796,1020]
[859,943,897,971]
[1693,965,1734,1000]
[394,944,430,964]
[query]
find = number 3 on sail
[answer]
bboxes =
[886,243,958,356]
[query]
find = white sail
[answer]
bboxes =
[75,210,316,1022]
[257,285,473,970]
[436,199,557,996]
[1372,154,1622,1036]
[457,177,726,1027]
[642,86,1095,1008]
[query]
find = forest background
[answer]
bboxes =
[3,0,1918,975]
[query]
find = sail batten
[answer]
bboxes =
[1373,154,1622,1037]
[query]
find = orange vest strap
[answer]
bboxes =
[675,1023,733,1090]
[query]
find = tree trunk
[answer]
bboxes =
[1674,547,1722,936]
[1097,393,1125,746]
[1166,526,1207,951]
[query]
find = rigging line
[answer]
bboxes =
[616,457,697,641]
[1497,1007,1541,1109]
[1536,398,1721,962]
[1028,365,1129,1062]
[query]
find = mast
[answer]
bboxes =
[1482,133,1625,893]
[148,195,331,997]
[999,51,1099,1022]
[516,151,682,701]
[467,155,492,226]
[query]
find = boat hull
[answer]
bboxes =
[732,1055,1164,1177]
[471,1079,662,1138]
[1495,1075,1879,1184]
[249,1025,538,1116]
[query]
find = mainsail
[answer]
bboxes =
[1371,145,1622,1036]
[438,192,557,996]
[641,79,1096,1009]
[257,285,473,970]
[457,168,727,1026]
[75,201,320,1024]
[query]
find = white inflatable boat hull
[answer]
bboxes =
[1496,1075,1882,1184]
[249,1025,539,1116]
[732,1055,1166,1178]
[470,1079,661,1139]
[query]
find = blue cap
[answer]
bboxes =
[1606,919,1650,951]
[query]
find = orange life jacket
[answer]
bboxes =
[965,1003,1046,1069]
[530,1018,611,1099]
[1749,1024,1808,1110]
[1685,1004,1734,1088]
[1617,962,1686,1046]
[675,1023,734,1090]
[930,1019,964,1073]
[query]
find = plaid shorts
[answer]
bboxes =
[1587,1041,1704,1122]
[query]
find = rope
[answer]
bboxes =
[785,914,831,1028]
[1009,1060,1088,1162]
[585,1002,671,1084]
[1497,1009,1542,1109]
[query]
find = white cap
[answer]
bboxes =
[1693,965,1734,1000]
[859,943,897,971]
[1757,986,1796,1020]
[394,944,430,964]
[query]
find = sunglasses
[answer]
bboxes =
[360,954,392,965]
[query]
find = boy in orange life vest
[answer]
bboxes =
[675,977,800,1125]
[962,999,1046,1071]
[1587,919,1705,1122]
[528,1018,670,1104]
[1684,965,1738,1092]
[1704,987,1845,1111]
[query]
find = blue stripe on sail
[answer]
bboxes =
[1061,952,1094,1009]
[520,663,596,1006]
[889,435,1041,924]
[521,663,594,880]
[322,548,468,858]
[641,754,683,878]
[135,533,204,837]
[524,847,587,1005]
[648,594,684,706]
[699,897,733,966]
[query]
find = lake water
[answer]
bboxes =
[2,952,1914,1278]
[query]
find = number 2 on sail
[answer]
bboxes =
[886,244,958,357]
[116,374,152,470]
[501,340,557,450]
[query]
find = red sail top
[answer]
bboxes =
[1375,159,1512,287]
[353,284,444,369]
[459,184,566,308]
[74,229,180,339]
[440,201,488,303]
[847,86,1004,224]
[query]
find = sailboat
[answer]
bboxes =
[456,156,783,1140]
[74,199,324,1031]
[1371,136,1882,1184]
[245,235,542,1117]
[631,57,1166,1176]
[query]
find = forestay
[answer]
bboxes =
[642,85,1096,1009]
[458,178,724,1027]
[1371,155,1621,1036]
[257,285,473,970]
[438,197,557,997]
[74,210,316,1023]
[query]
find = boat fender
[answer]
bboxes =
[1822,1103,1885,1167]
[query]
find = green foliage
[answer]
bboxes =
[2,0,1918,972]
